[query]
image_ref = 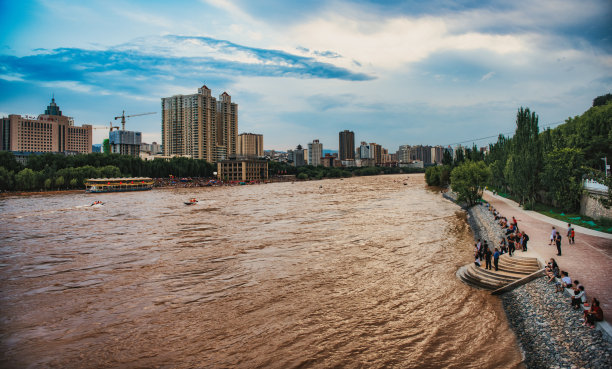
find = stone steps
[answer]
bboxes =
[457,255,541,291]
[497,255,540,275]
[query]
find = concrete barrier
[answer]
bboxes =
[491,268,546,295]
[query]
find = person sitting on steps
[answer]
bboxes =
[556,271,571,292]
[583,298,604,328]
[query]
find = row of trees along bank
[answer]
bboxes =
[268,160,425,180]
[0,152,215,191]
[0,150,426,192]
[426,94,612,211]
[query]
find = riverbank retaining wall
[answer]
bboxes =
[581,189,612,220]
[445,194,612,368]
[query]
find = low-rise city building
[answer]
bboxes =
[217,158,268,182]
[287,145,306,167]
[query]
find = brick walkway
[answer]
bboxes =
[482,191,612,322]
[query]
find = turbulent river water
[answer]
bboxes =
[0,174,524,368]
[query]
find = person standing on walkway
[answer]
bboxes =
[522,232,529,251]
[570,228,575,244]
[550,226,557,245]
[555,232,563,256]
[508,234,515,256]
[485,246,492,270]
[493,248,500,271]
[567,223,572,238]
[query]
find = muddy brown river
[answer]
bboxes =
[0,174,523,368]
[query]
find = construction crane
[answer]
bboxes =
[92,121,120,132]
[114,110,156,131]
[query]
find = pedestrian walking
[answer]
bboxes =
[570,228,575,244]
[556,232,563,256]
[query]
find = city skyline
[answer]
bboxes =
[1,0,610,150]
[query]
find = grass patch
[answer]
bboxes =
[483,187,612,234]
[530,203,612,234]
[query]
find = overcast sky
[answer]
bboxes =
[1,0,610,151]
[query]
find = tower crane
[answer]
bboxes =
[91,121,120,132]
[114,110,156,131]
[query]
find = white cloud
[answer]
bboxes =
[287,12,528,71]
[445,0,603,34]
[0,73,25,82]
[201,0,269,43]
[480,72,495,81]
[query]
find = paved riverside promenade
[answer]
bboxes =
[482,191,612,323]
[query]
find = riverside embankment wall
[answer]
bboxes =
[454,196,612,368]
[467,198,612,368]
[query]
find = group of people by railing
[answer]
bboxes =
[545,260,604,328]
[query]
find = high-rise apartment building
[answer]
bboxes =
[382,148,390,163]
[0,98,92,153]
[397,145,411,163]
[338,130,355,161]
[161,85,237,162]
[410,145,432,164]
[431,145,445,164]
[308,139,323,166]
[237,133,264,157]
[370,142,382,164]
[358,141,371,160]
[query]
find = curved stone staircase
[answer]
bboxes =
[457,255,542,291]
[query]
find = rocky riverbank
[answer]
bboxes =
[503,278,612,368]
[463,200,612,368]
[466,201,506,246]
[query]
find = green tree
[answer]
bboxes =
[99,165,122,178]
[55,176,65,189]
[0,167,14,191]
[44,178,53,190]
[469,144,484,161]
[454,148,465,165]
[593,93,612,107]
[69,178,78,188]
[425,166,441,186]
[541,148,585,212]
[0,151,23,172]
[505,107,542,207]
[297,172,309,180]
[442,150,453,166]
[451,161,492,207]
[15,168,38,191]
[103,139,111,154]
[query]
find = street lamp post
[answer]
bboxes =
[603,157,609,178]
